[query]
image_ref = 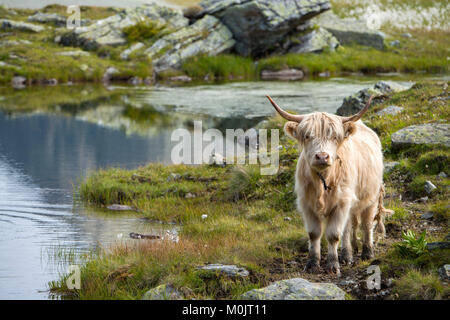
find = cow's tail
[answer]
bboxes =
[374,185,393,239]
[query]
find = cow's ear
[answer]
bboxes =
[343,122,356,138]
[284,121,299,140]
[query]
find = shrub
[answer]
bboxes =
[395,230,428,258]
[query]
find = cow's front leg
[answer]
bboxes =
[303,211,322,273]
[325,209,349,276]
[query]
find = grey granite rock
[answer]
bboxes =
[198,264,249,277]
[0,19,45,33]
[391,124,450,148]
[142,284,183,300]
[241,278,346,300]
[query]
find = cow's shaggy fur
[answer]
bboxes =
[270,97,390,276]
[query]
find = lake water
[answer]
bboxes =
[0,77,418,299]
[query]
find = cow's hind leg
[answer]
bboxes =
[340,217,353,265]
[361,202,377,260]
[352,214,359,254]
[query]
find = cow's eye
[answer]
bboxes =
[304,135,310,140]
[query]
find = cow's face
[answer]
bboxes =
[284,113,356,171]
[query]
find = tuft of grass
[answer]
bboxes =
[393,270,445,300]
[123,21,168,43]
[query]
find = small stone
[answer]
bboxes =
[102,67,119,82]
[168,75,192,82]
[11,76,26,89]
[439,265,450,281]
[142,284,183,300]
[128,76,142,85]
[284,217,292,221]
[0,19,45,33]
[57,50,90,57]
[167,173,181,181]
[106,204,134,211]
[185,193,195,199]
[424,181,437,194]
[201,214,208,219]
[198,264,249,277]
[437,172,447,178]
[426,242,450,250]
[261,69,304,81]
[389,40,400,47]
[339,279,356,286]
[384,161,400,174]
[420,212,434,220]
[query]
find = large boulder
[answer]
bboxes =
[391,123,450,149]
[336,81,413,116]
[0,19,45,33]
[146,15,235,72]
[240,278,346,300]
[59,4,188,50]
[286,27,339,54]
[313,11,386,50]
[197,0,331,57]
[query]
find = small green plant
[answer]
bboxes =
[123,20,166,42]
[395,230,428,258]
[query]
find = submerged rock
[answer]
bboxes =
[240,278,346,300]
[0,19,45,33]
[198,264,249,277]
[142,284,183,300]
[260,69,304,81]
[146,15,234,72]
[336,81,413,116]
[11,76,27,89]
[106,204,135,211]
[391,124,450,148]
[198,0,330,57]
[60,4,188,50]
[313,11,385,50]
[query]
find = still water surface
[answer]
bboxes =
[0,78,415,298]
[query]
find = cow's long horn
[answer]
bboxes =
[341,95,374,123]
[266,95,304,122]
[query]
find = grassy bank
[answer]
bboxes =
[49,81,449,299]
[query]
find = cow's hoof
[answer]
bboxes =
[325,261,341,276]
[340,249,353,265]
[304,259,320,273]
[361,245,374,260]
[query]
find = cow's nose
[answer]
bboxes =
[315,152,329,162]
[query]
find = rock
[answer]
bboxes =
[390,40,401,47]
[420,212,434,220]
[438,265,450,281]
[57,50,90,57]
[42,78,58,86]
[376,105,404,116]
[415,196,429,203]
[313,11,385,50]
[336,81,413,116]
[391,124,450,149]
[424,180,437,194]
[167,173,181,181]
[285,27,339,54]
[198,0,330,57]
[260,69,304,81]
[240,278,346,300]
[0,19,45,33]
[185,192,195,199]
[11,76,26,89]
[384,161,400,174]
[284,217,292,221]
[208,153,225,166]
[0,39,32,47]
[128,76,142,85]
[106,204,134,211]
[146,15,234,72]
[401,33,412,38]
[60,4,188,50]
[426,242,450,250]
[438,172,447,178]
[198,264,249,277]
[102,67,119,82]
[120,42,144,60]
[27,12,66,26]
[142,284,183,300]
[168,75,192,82]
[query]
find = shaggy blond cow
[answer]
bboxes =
[267,95,389,275]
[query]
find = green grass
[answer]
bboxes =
[393,270,446,300]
